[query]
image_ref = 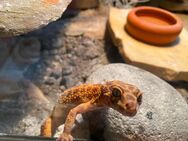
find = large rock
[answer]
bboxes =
[0,0,71,37]
[87,64,188,141]
[108,7,188,81]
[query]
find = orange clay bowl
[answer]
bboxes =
[125,6,183,45]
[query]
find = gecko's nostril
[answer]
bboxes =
[125,102,135,111]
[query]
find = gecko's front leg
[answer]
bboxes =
[57,101,99,141]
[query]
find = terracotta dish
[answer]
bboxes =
[125,6,183,45]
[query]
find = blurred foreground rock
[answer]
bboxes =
[0,76,23,99]
[108,7,188,81]
[0,37,41,99]
[0,79,51,135]
[87,64,188,141]
[0,0,71,37]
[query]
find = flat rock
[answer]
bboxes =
[0,0,71,37]
[87,63,188,141]
[108,7,188,81]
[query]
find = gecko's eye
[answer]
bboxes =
[137,94,142,104]
[112,88,121,98]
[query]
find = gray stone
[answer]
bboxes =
[50,69,62,79]
[87,63,188,141]
[62,67,73,76]
[0,0,71,37]
[44,77,57,85]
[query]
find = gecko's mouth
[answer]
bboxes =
[118,106,137,117]
[125,110,137,117]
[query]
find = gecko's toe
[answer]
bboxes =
[57,133,73,141]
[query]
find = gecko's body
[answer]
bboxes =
[41,80,142,141]
[58,84,104,104]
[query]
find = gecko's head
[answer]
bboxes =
[106,80,142,116]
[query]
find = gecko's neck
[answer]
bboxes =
[58,84,108,104]
[93,85,112,107]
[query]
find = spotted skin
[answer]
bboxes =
[58,84,103,104]
[40,80,142,141]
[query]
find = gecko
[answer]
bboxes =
[40,80,143,141]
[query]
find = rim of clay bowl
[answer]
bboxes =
[127,6,183,35]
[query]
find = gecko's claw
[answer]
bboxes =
[57,133,73,141]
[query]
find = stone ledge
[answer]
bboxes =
[108,7,188,81]
[0,0,71,37]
